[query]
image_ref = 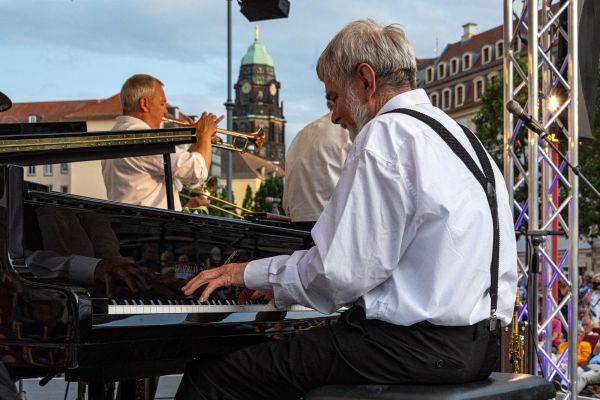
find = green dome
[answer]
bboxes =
[241,26,274,67]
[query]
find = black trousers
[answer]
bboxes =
[175,307,499,400]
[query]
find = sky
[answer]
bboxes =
[0,0,505,145]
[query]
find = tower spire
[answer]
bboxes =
[255,24,259,41]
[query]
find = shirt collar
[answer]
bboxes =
[376,89,431,117]
[115,115,152,129]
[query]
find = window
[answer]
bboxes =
[455,84,465,107]
[489,73,499,86]
[495,41,504,60]
[60,163,69,174]
[426,66,434,83]
[61,185,68,193]
[450,58,459,75]
[27,166,36,176]
[28,115,38,123]
[463,53,472,70]
[437,62,446,79]
[442,89,452,110]
[430,93,438,107]
[482,45,492,64]
[474,78,485,100]
[43,164,53,176]
[47,184,53,191]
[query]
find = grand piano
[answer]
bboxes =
[0,122,335,398]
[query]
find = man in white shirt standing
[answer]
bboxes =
[283,110,352,231]
[175,19,518,400]
[102,74,223,211]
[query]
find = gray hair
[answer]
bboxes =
[316,19,417,90]
[120,74,164,114]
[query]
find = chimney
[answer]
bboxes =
[462,22,478,42]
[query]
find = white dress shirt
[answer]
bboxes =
[245,89,518,327]
[283,112,352,222]
[102,116,208,211]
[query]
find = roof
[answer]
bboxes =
[0,99,97,123]
[229,150,284,180]
[65,93,121,119]
[241,27,274,67]
[417,58,436,67]
[0,94,188,124]
[438,25,503,64]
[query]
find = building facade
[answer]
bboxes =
[0,94,203,200]
[418,23,520,130]
[233,27,285,166]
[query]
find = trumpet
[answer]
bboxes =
[162,117,264,153]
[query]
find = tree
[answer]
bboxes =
[253,177,284,214]
[242,184,254,211]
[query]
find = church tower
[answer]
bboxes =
[233,26,285,165]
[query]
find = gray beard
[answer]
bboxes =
[346,88,370,141]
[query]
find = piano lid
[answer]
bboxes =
[0,125,197,166]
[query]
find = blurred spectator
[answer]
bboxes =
[583,274,600,323]
[557,327,592,366]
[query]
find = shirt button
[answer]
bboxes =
[435,359,444,368]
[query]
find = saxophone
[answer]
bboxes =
[509,287,525,373]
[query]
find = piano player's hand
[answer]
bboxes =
[94,260,155,298]
[237,288,274,305]
[181,262,248,301]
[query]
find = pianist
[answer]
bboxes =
[102,74,223,211]
[175,19,518,400]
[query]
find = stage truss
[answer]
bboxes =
[503,0,579,397]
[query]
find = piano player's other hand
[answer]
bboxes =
[237,288,274,305]
[181,262,248,302]
[94,260,155,298]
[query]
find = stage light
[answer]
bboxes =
[239,0,290,22]
[548,95,560,113]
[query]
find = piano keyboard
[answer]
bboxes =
[93,298,313,315]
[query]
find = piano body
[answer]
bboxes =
[0,123,335,397]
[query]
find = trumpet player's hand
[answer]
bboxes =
[181,262,248,302]
[190,112,224,168]
[255,135,265,149]
[185,195,210,208]
[194,112,224,143]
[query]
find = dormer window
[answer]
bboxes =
[442,89,451,110]
[474,77,485,100]
[437,62,447,80]
[495,40,504,60]
[463,53,472,70]
[455,84,465,107]
[450,57,459,76]
[482,45,492,64]
[489,73,499,86]
[28,115,38,123]
[426,66,434,83]
[430,92,439,107]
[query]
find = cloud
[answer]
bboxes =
[0,0,504,144]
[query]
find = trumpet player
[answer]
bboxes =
[102,74,223,210]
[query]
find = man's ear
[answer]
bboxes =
[138,97,149,112]
[356,63,377,100]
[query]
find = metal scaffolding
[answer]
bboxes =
[503,0,579,397]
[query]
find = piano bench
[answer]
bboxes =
[304,373,556,400]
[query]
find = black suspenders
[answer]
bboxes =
[384,108,500,331]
